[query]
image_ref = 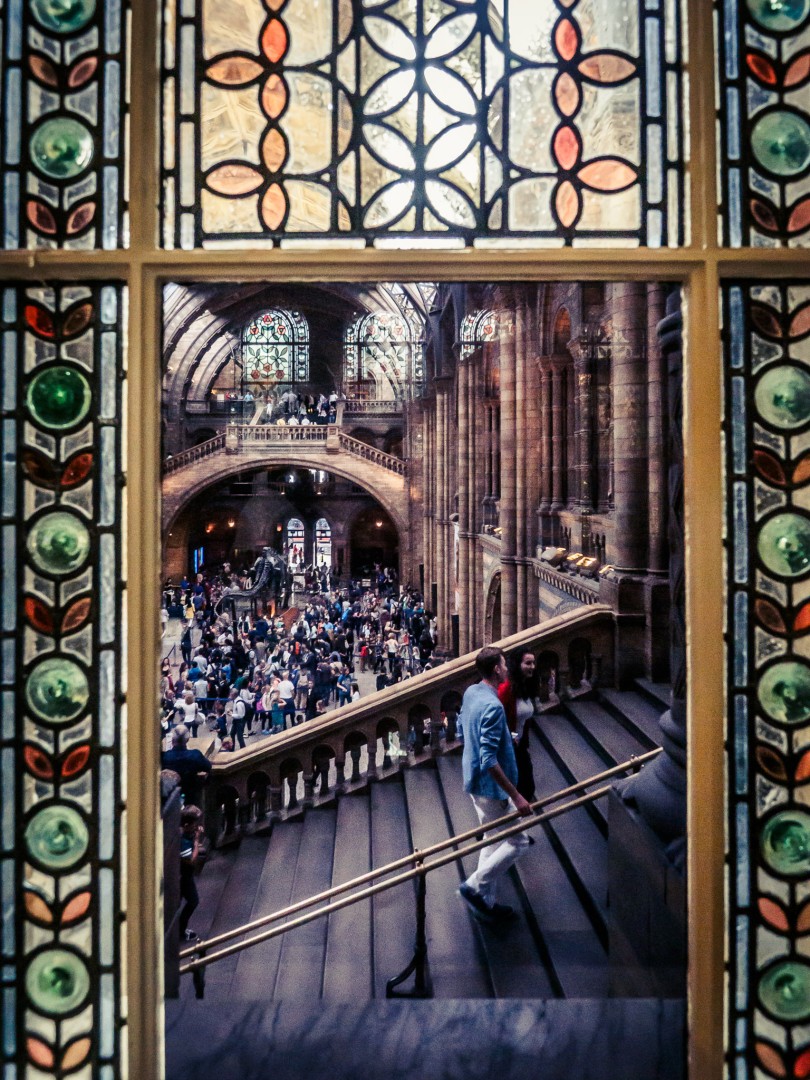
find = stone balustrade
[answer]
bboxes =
[164,433,226,473]
[336,431,407,475]
[343,399,402,415]
[201,605,616,844]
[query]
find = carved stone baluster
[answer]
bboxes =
[350,745,362,783]
[303,772,316,808]
[287,774,299,810]
[335,756,346,793]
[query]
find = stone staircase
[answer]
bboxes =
[173,680,669,1006]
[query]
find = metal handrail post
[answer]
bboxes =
[386,858,431,999]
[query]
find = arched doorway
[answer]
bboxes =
[349,506,398,579]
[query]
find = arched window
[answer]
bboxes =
[344,312,422,400]
[286,517,305,568]
[460,310,499,360]
[314,518,332,569]
[242,309,309,386]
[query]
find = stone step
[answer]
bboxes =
[598,688,665,747]
[322,791,373,1002]
[369,776,418,999]
[633,678,671,713]
[527,722,609,948]
[229,819,305,1000]
[402,765,492,998]
[273,808,337,1000]
[434,754,558,999]
[561,698,656,766]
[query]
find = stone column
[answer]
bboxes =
[610,282,649,571]
[514,291,530,629]
[550,355,568,526]
[434,376,453,647]
[497,290,518,639]
[570,336,594,512]
[537,357,553,547]
[457,355,472,655]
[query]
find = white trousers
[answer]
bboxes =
[463,794,531,906]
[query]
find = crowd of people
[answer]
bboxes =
[261,388,339,426]
[160,565,438,755]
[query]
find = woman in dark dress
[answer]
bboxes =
[497,649,540,802]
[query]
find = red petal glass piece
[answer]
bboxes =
[786,51,810,89]
[789,303,810,340]
[746,51,778,86]
[62,301,94,339]
[578,53,637,83]
[29,54,59,88]
[756,745,789,779]
[62,596,92,633]
[553,126,580,170]
[68,56,98,89]
[61,452,93,488]
[788,197,810,234]
[794,455,810,486]
[554,18,579,62]
[26,1037,55,1070]
[61,1038,92,1071]
[755,1041,786,1078]
[261,183,287,230]
[796,748,810,782]
[795,601,810,632]
[206,164,264,196]
[754,448,787,486]
[262,19,289,63]
[755,597,787,633]
[758,896,790,932]
[24,890,54,925]
[66,200,96,235]
[61,745,91,779]
[577,159,637,191]
[750,303,783,339]
[261,127,287,173]
[798,900,810,932]
[22,448,59,488]
[264,0,288,9]
[796,1049,810,1080]
[24,744,55,781]
[26,198,58,235]
[206,55,265,87]
[25,303,55,338]
[751,197,780,232]
[555,180,580,227]
[262,74,287,119]
[553,72,581,118]
[25,595,56,634]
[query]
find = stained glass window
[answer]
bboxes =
[314,517,332,569]
[1,282,127,1076]
[460,309,499,359]
[716,0,810,246]
[344,311,424,399]
[0,1,130,250]
[286,517,305,568]
[242,309,309,385]
[159,0,686,249]
[723,281,810,1074]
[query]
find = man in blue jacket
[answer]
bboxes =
[458,646,533,923]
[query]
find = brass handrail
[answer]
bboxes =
[179,748,660,974]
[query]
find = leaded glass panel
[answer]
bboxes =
[460,309,499,358]
[160,0,686,248]
[716,1,810,246]
[344,311,423,398]
[723,281,810,1075]
[0,1,130,250]
[242,309,309,385]
[0,282,127,1076]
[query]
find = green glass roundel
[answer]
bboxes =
[746,0,810,31]
[27,365,91,430]
[29,117,94,181]
[758,513,810,577]
[756,365,810,429]
[25,949,90,1016]
[761,810,810,874]
[759,961,810,1022]
[30,0,96,32]
[751,111,810,177]
[758,661,810,724]
[27,511,91,576]
[25,805,89,870]
[25,657,89,724]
